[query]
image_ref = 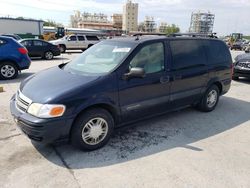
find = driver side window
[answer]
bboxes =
[130,42,165,74]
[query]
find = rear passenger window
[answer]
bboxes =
[86,36,99,41]
[170,40,206,70]
[77,36,85,41]
[130,42,165,74]
[204,40,231,64]
[42,42,48,46]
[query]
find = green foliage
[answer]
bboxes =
[44,19,63,27]
[164,24,180,35]
[243,36,250,40]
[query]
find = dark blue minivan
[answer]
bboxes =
[10,35,232,150]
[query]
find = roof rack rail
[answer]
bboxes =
[169,33,218,38]
[132,33,166,37]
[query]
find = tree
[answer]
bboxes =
[164,24,180,35]
[43,19,63,27]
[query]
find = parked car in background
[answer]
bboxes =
[233,53,250,80]
[242,40,250,51]
[0,36,31,79]
[10,34,232,151]
[244,45,250,53]
[19,39,61,60]
[1,34,22,40]
[50,34,100,53]
[230,41,243,50]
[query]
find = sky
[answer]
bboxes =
[1,0,250,36]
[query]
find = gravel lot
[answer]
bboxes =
[0,50,250,188]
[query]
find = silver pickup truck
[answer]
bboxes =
[50,34,100,53]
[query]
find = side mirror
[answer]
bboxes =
[67,38,71,41]
[123,67,145,80]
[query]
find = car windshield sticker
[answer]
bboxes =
[112,47,131,53]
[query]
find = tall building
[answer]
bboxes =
[122,0,138,32]
[143,16,156,33]
[112,14,123,30]
[158,22,168,33]
[138,16,156,33]
[70,11,113,30]
[189,11,215,34]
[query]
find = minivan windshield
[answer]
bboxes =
[63,41,135,76]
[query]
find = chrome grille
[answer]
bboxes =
[15,90,32,112]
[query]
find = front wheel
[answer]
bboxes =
[71,108,114,151]
[197,85,220,112]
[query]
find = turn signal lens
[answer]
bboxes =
[49,106,65,116]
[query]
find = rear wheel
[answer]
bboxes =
[44,51,54,60]
[0,62,18,80]
[197,85,220,112]
[71,108,114,151]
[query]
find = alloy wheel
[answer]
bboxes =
[0,65,16,78]
[81,117,108,145]
[207,90,218,108]
[45,51,53,60]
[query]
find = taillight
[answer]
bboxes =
[18,47,28,54]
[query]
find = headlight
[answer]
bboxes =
[27,103,66,118]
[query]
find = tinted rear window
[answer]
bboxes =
[86,36,99,41]
[170,40,206,70]
[204,40,231,64]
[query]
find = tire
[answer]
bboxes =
[71,108,114,151]
[59,45,66,53]
[87,44,93,49]
[197,85,220,112]
[232,76,239,80]
[0,62,18,80]
[44,51,54,60]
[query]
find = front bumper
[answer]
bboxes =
[233,68,250,78]
[53,49,61,56]
[10,95,74,144]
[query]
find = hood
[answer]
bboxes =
[20,65,99,103]
[235,53,250,62]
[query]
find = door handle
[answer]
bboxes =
[160,76,170,83]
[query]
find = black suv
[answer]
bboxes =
[10,34,232,150]
[233,53,250,80]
